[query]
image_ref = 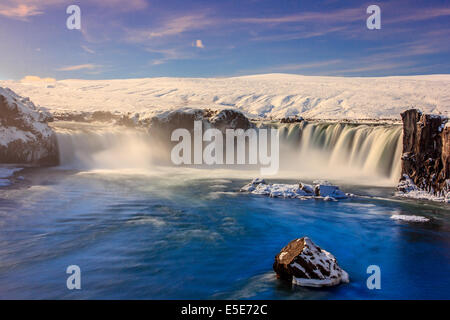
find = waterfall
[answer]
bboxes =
[274,122,403,184]
[53,121,402,185]
[54,122,156,170]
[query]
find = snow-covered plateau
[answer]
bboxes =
[1,73,449,121]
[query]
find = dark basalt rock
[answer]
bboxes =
[147,108,255,163]
[273,237,349,287]
[149,108,253,134]
[0,88,58,165]
[399,109,449,196]
[280,116,303,123]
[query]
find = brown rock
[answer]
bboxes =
[399,109,449,196]
[273,237,349,287]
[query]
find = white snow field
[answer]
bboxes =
[1,74,449,120]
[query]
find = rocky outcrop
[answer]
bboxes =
[0,87,58,165]
[273,237,349,287]
[147,108,255,163]
[398,109,449,201]
[149,108,254,134]
[280,115,303,123]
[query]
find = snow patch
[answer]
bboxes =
[241,178,347,201]
[390,215,430,223]
[396,174,450,203]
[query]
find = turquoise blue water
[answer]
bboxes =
[0,167,449,299]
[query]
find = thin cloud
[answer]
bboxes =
[21,75,56,83]
[235,8,363,24]
[385,7,450,24]
[276,60,343,71]
[326,61,415,75]
[0,4,43,20]
[251,26,348,42]
[146,48,185,65]
[56,64,100,71]
[0,0,147,21]
[81,45,96,54]
[127,13,215,42]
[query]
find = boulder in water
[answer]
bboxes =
[273,237,349,287]
[240,177,266,192]
[299,182,314,195]
[314,183,347,199]
[241,179,348,200]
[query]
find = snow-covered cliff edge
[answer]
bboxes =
[0,87,58,165]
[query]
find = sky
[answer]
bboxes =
[0,0,449,80]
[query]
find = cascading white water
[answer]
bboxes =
[52,121,402,185]
[275,122,403,185]
[54,122,156,170]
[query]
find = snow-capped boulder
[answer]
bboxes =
[208,109,254,131]
[273,237,349,287]
[241,179,348,200]
[0,87,58,165]
[240,177,266,192]
[299,182,314,195]
[314,183,347,199]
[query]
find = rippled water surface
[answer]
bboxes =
[0,167,449,299]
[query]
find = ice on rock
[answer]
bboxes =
[299,182,314,195]
[240,178,266,192]
[314,183,347,199]
[273,237,349,287]
[241,178,348,201]
[396,174,450,203]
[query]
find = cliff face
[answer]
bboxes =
[398,109,449,200]
[147,108,255,165]
[0,87,58,165]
